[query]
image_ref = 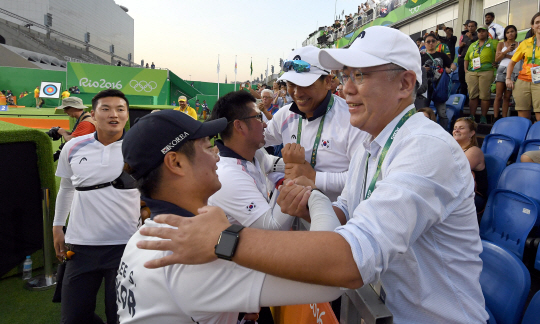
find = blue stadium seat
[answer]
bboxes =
[486,306,497,324]
[484,154,506,197]
[449,70,460,95]
[481,135,517,162]
[480,189,539,259]
[482,117,532,162]
[517,122,540,159]
[496,163,540,225]
[521,290,540,324]
[536,245,540,271]
[479,241,531,324]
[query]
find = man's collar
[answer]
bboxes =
[94,130,125,142]
[142,196,195,219]
[363,105,416,156]
[290,90,332,121]
[215,140,247,161]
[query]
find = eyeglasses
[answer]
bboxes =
[338,68,406,85]
[262,96,273,99]
[425,40,437,44]
[282,60,329,74]
[228,113,264,124]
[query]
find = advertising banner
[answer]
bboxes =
[67,63,167,97]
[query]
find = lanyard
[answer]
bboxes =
[296,95,334,168]
[363,108,416,200]
[475,40,488,56]
[533,37,537,65]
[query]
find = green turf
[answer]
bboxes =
[0,108,69,119]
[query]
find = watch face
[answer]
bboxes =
[215,232,238,258]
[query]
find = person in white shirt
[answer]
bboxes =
[135,26,488,324]
[117,110,342,323]
[485,12,505,41]
[52,89,140,324]
[265,45,368,206]
[208,90,291,230]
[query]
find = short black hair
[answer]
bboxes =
[424,32,439,41]
[446,27,453,32]
[91,89,129,110]
[469,20,478,27]
[485,12,495,18]
[416,37,424,42]
[209,91,256,140]
[127,139,196,198]
[503,25,517,41]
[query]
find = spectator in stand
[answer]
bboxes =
[174,96,198,119]
[432,31,452,59]
[151,62,155,69]
[5,90,14,105]
[145,63,149,68]
[440,25,457,61]
[61,89,70,99]
[19,91,27,98]
[493,25,519,120]
[521,151,540,163]
[464,25,497,124]
[458,20,478,98]
[240,81,262,99]
[485,12,504,41]
[273,81,291,109]
[417,107,437,122]
[34,86,40,108]
[453,117,487,217]
[421,33,453,130]
[259,89,277,122]
[73,86,80,94]
[56,97,96,142]
[333,19,341,30]
[336,84,345,99]
[416,37,426,54]
[202,100,210,120]
[358,4,365,15]
[506,12,540,121]
[330,75,340,95]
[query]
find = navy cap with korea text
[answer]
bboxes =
[122,110,227,180]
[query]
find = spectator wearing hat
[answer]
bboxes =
[485,12,504,41]
[56,97,96,142]
[136,26,488,324]
[266,45,368,204]
[506,12,540,121]
[464,24,497,124]
[116,109,342,323]
[458,20,478,97]
[174,96,198,119]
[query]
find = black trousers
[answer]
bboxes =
[61,244,126,324]
[458,57,469,97]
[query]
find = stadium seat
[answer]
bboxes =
[449,71,460,95]
[517,122,540,159]
[481,135,517,163]
[536,245,540,271]
[428,94,466,131]
[496,163,540,224]
[486,306,497,324]
[480,189,539,259]
[520,290,540,324]
[482,117,531,162]
[483,154,506,197]
[479,241,530,324]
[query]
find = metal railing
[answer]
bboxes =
[341,285,393,324]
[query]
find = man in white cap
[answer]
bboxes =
[135,26,488,323]
[265,45,367,205]
[174,95,198,119]
[57,97,96,142]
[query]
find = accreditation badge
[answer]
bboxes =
[472,57,481,70]
[531,66,540,84]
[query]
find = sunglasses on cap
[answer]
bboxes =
[282,60,329,74]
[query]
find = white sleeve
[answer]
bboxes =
[308,191,342,231]
[255,149,285,174]
[249,191,294,231]
[53,177,75,226]
[264,107,289,146]
[55,140,74,179]
[260,275,343,306]
[314,170,347,199]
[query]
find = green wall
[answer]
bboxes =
[0,66,66,108]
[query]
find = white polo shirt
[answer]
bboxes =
[117,200,265,324]
[265,92,368,202]
[55,133,139,245]
[208,143,284,227]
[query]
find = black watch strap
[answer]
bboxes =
[225,224,244,234]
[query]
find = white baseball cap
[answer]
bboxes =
[278,45,330,87]
[318,26,422,85]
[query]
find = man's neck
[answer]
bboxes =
[74,111,85,119]
[223,138,256,162]
[153,189,206,216]
[370,100,412,139]
[95,129,123,146]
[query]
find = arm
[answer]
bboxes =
[464,147,485,171]
[58,128,74,142]
[70,121,96,138]
[494,42,506,62]
[260,274,342,306]
[52,177,75,261]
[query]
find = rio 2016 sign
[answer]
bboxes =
[67,62,167,96]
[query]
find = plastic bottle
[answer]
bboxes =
[22,256,32,280]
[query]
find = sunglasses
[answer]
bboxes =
[228,113,264,124]
[425,40,437,44]
[282,60,329,73]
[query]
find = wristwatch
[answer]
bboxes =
[215,224,245,261]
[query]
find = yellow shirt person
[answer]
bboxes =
[173,96,197,119]
[62,90,70,99]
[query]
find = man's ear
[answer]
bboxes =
[162,151,189,177]
[233,119,249,136]
[91,109,96,120]
[323,75,333,91]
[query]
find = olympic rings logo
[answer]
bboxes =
[129,80,158,92]
[409,5,420,14]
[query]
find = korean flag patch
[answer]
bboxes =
[246,202,256,212]
[321,139,330,149]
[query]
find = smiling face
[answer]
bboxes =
[179,100,187,109]
[185,137,222,198]
[91,96,128,136]
[533,15,540,36]
[453,120,474,146]
[243,103,267,149]
[286,76,331,117]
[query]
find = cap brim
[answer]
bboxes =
[319,48,390,70]
[191,117,227,139]
[278,71,324,87]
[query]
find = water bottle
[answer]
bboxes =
[22,256,32,280]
